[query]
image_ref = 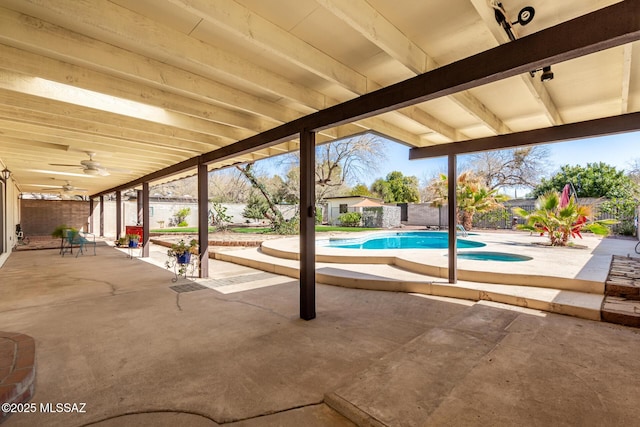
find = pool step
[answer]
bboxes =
[216,248,603,321]
[601,296,640,327]
[601,255,640,327]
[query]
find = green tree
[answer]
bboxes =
[235,163,288,232]
[209,202,231,230]
[242,193,269,222]
[371,171,420,203]
[427,171,507,231]
[533,163,639,236]
[350,183,374,197]
[173,207,191,227]
[533,162,637,199]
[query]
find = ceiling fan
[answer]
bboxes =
[38,180,88,193]
[49,152,113,176]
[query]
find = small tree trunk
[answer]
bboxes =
[236,164,285,227]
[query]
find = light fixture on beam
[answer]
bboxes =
[530,65,554,82]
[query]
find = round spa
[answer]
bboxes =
[454,251,532,262]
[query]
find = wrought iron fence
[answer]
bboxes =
[472,203,637,235]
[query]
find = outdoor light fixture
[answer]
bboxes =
[491,2,555,81]
[1,168,10,182]
[492,2,535,41]
[530,65,554,82]
[540,66,554,81]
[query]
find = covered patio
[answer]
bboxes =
[2,247,640,426]
[1,1,640,320]
[2,1,640,425]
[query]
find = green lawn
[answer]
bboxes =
[150,227,215,233]
[229,227,272,234]
[229,226,380,234]
[316,225,381,232]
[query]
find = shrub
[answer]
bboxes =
[173,207,191,227]
[272,216,299,235]
[210,202,232,230]
[315,207,323,225]
[338,212,362,227]
[51,224,70,238]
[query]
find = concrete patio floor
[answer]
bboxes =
[2,245,640,426]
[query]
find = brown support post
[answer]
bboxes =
[137,190,143,225]
[448,154,457,284]
[89,198,94,234]
[300,129,316,320]
[115,191,122,240]
[197,163,209,278]
[99,195,104,237]
[142,183,150,258]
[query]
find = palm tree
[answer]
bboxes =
[428,171,508,230]
[512,191,615,246]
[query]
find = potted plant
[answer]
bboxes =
[52,224,70,253]
[116,236,128,247]
[166,239,198,265]
[126,233,140,248]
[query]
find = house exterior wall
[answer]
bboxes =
[1,178,19,265]
[19,199,299,239]
[324,197,385,224]
[405,203,448,227]
[20,199,91,236]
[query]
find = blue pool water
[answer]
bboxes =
[323,231,486,250]
[455,252,532,262]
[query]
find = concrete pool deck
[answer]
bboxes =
[216,231,640,321]
[2,244,640,426]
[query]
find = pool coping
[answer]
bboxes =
[258,230,625,295]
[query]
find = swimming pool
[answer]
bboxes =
[322,231,486,250]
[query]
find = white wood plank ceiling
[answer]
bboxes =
[0,0,636,196]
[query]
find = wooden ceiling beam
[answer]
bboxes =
[0,45,279,133]
[409,112,640,159]
[468,0,563,126]
[96,1,640,197]
[0,92,226,152]
[0,5,424,146]
[317,0,510,135]
[304,1,640,131]
[0,69,254,142]
[169,0,457,142]
[166,0,368,95]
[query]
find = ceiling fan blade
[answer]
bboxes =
[35,184,64,189]
[49,163,83,168]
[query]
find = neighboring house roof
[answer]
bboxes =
[351,198,384,207]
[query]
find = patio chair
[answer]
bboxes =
[61,230,97,257]
[77,231,97,257]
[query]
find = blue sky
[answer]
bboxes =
[371,131,640,187]
[259,130,639,195]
